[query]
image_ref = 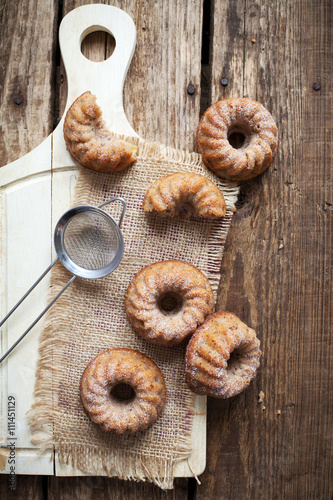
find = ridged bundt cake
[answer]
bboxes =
[125,260,215,346]
[185,311,261,398]
[196,97,278,181]
[80,348,166,433]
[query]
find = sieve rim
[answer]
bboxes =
[53,205,124,279]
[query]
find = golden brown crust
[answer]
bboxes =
[196,97,278,181]
[80,348,166,434]
[185,311,261,398]
[125,260,215,346]
[142,172,226,219]
[63,91,137,173]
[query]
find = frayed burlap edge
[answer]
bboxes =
[28,305,193,490]
[27,135,240,489]
[56,442,193,490]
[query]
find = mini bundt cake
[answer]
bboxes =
[63,91,137,172]
[80,348,166,434]
[142,172,226,219]
[196,97,278,181]
[185,312,261,398]
[125,260,215,346]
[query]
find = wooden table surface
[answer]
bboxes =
[0,0,332,498]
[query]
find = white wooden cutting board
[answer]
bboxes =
[0,4,206,478]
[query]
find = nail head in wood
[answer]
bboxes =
[14,97,23,106]
[187,84,195,95]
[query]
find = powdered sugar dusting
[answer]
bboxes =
[185,312,261,398]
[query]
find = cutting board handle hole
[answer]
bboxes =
[81,29,116,62]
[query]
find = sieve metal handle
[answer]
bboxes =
[0,259,75,364]
[98,197,126,227]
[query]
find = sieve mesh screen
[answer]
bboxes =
[63,211,119,270]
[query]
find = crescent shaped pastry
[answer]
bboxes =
[142,172,226,219]
[63,91,137,173]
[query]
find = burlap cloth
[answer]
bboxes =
[27,136,239,489]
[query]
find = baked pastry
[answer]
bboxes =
[196,97,278,181]
[185,311,261,398]
[63,91,137,172]
[125,260,214,346]
[142,172,226,219]
[80,348,166,434]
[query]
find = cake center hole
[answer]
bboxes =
[227,348,242,371]
[228,131,246,149]
[158,292,183,314]
[110,383,135,403]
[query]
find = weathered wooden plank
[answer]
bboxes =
[0,475,45,499]
[209,0,244,102]
[0,0,58,167]
[47,476,190,500]
[2,0,331,499]
[197,0,333,499]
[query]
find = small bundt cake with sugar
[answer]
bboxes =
[196,97,278,181]
[63,91,137,172]
[142,172,226,219]
[80,348,166,434]
[125,260,215,346]
[185,312,261,398]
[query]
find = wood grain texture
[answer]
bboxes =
[0,475,45,499]
[0,0,58,167]
[47,476,189,500]
[0,0,332,498]
[197,1,333,499]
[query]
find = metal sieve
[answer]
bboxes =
[0,197,126,363]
